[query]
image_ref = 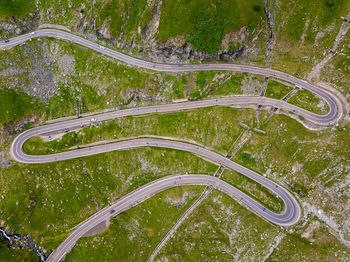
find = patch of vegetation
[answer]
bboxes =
[0,0,34,17]
[265,80,293,99]
[158,0,264,46]
[96,0,152,40]
[321,33,350,99]
[0,88,43,125]
[187,71,245,99]
[166,75,187,100]
[292,182,311,196]
[288,89,329,114]
[213,74,244,95]
[282,0,349,42]
[0,241,37,262]
[65,186,204,261]
[23,132,78,155]
[187,11,227,54]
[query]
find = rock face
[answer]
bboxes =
[0,41,57,102]
[22,44,56,101]
[0,13,39,38]
[0,116,40,146]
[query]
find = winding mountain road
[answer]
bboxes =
[0,29,343,126]
[47,174,300,262]
[2,29,343,261]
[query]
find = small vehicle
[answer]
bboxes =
[30,32,36,35]
[90,118,97,122]
[110,209,115,214]
[99,45,105,50]
[64,129,69,133]
[48,136,52,140]
[80,124,85,128]
[4,39,9,43]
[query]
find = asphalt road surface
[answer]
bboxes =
[3,29,343,261]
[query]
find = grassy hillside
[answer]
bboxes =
[1,0,350,261]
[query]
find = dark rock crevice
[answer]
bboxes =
[263,0,276,67]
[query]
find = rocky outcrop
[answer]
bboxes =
[0,150,11,169]
[0,116,41,146]
[263,0,276,67]
[0,13,39,39]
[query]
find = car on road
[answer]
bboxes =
[30,32,36,35]
[99,45,105,50]
[48,136,52,140]
[110,209,115,214]
[4,39,9,43]
[64,129,69,133]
